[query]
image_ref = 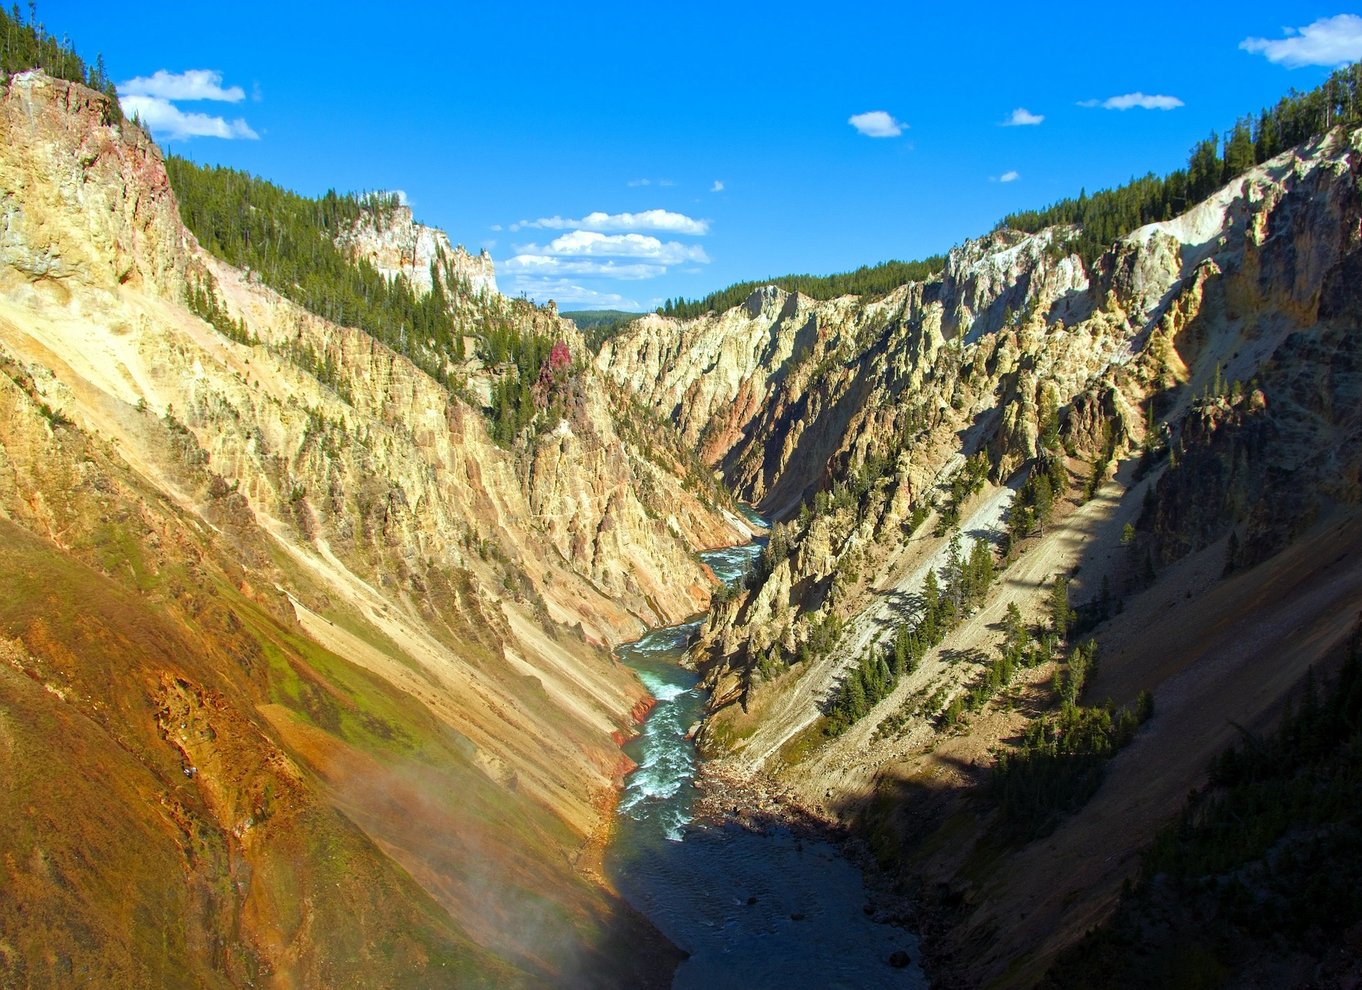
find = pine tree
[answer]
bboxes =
[1223,120,1255,179]
[1049,576,1072,641]
[922,569,941,640]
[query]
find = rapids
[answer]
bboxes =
[605,511,927,988]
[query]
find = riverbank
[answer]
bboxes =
[601,518,927,987]
[690,762,928,971]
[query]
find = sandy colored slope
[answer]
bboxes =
[932,508,1362,987]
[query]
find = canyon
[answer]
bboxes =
[3,50,1362,990]
[599,124,1362,986]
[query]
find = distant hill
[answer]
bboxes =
[656,257,947,321]
[561,309,645,350]
[560,309,642,329]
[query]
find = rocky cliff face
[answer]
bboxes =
[600,124,1362,986]
[0,70,728,988]
[607,128,1362,689]
[595,226,1096,514]
[336,200,499,297]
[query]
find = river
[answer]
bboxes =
[605,516,928,989]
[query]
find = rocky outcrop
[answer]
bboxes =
[337,200,498,297]
[597,224,1101,512]
[610,129,1362,716]
[0,69,189,296]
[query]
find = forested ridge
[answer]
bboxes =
[658,257,946,320]
[663,62,1362,323]
[166,158,570,445]
[167,160,463,358]
[561,310,644,351]
[0,4,120,119]
[1003,62,1362,268]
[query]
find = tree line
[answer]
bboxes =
[166,158,566,446]
[661,63,1362,327]
[167,159,456,360]
[1,3,121,121]
[1002,62,1362,270]
[658,257,946,321]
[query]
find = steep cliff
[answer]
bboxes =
[0,69,736,988]
[336,200,499,298]
[601,124,1362,986]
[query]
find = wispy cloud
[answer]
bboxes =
[514,230,709,265]
[1002,108,1044,126]
[1078,92,1184,111]
[1241,14,1362,67]
[999,170,1020,183]
[501,256,665,280]
[848,110,905,138]
[710,180,724,192]
[119,69,244,102]
[118,69,257,140]
[627,178,676,188]
[510,209,708,235]
[503,275,640,310]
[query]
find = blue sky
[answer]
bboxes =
[45,2,1362,310]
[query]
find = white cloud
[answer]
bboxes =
[512,209,708,236]
[118,94,259,140]
[1241,14,1362,67]
[848,110,905,137]
[501,255,666,280]
[391,189,412,207]
[502,208,711,301]
[516,230,710,265]
[504,275,639,309]
[711,180,724,192]
[117,68,257,141]
[1000,170,1020,182]
[1079,92,1184,111]
[1003,107,1044,126]
[490,223,503,232]
[118,69,244,102]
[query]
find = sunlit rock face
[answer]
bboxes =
[336,200,499,297]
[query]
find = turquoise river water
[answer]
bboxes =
[604,514,927,989]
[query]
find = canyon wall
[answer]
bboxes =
[601,125,1362,987]
[0,70,737,988]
